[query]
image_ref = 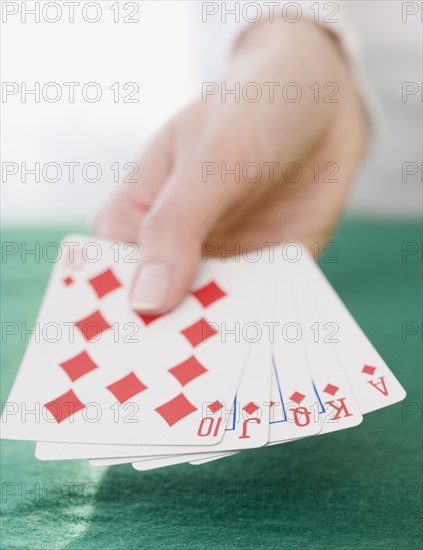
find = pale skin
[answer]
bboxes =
[94,19,367,313]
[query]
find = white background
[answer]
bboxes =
[1,1,422,224]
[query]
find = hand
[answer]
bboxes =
[95,18,367,314]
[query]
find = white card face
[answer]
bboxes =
[189,452,235,465]
[35,440,193,461]
[297,247,406,414]
[132,454,200,471]
[57,294,274,465]
[89,455,175,467]
[2,234,270,446]
[130,450,234,470]
[287,259,363,433]
[268,271,322,443]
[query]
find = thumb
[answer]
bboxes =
[130,138,247,313]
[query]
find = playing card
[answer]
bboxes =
[89,454,177,467]
[132,453,204,471]
[189,453,235,465]
[267,265,322,444]
[288,257,364,433]
[2,234,271,446]
[297,247,406,413]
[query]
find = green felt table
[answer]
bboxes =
[1,220,422,550]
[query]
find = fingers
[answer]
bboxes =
[130,135,251,314]
[93,126,172,243]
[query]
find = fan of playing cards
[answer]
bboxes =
[1,235,406,471]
